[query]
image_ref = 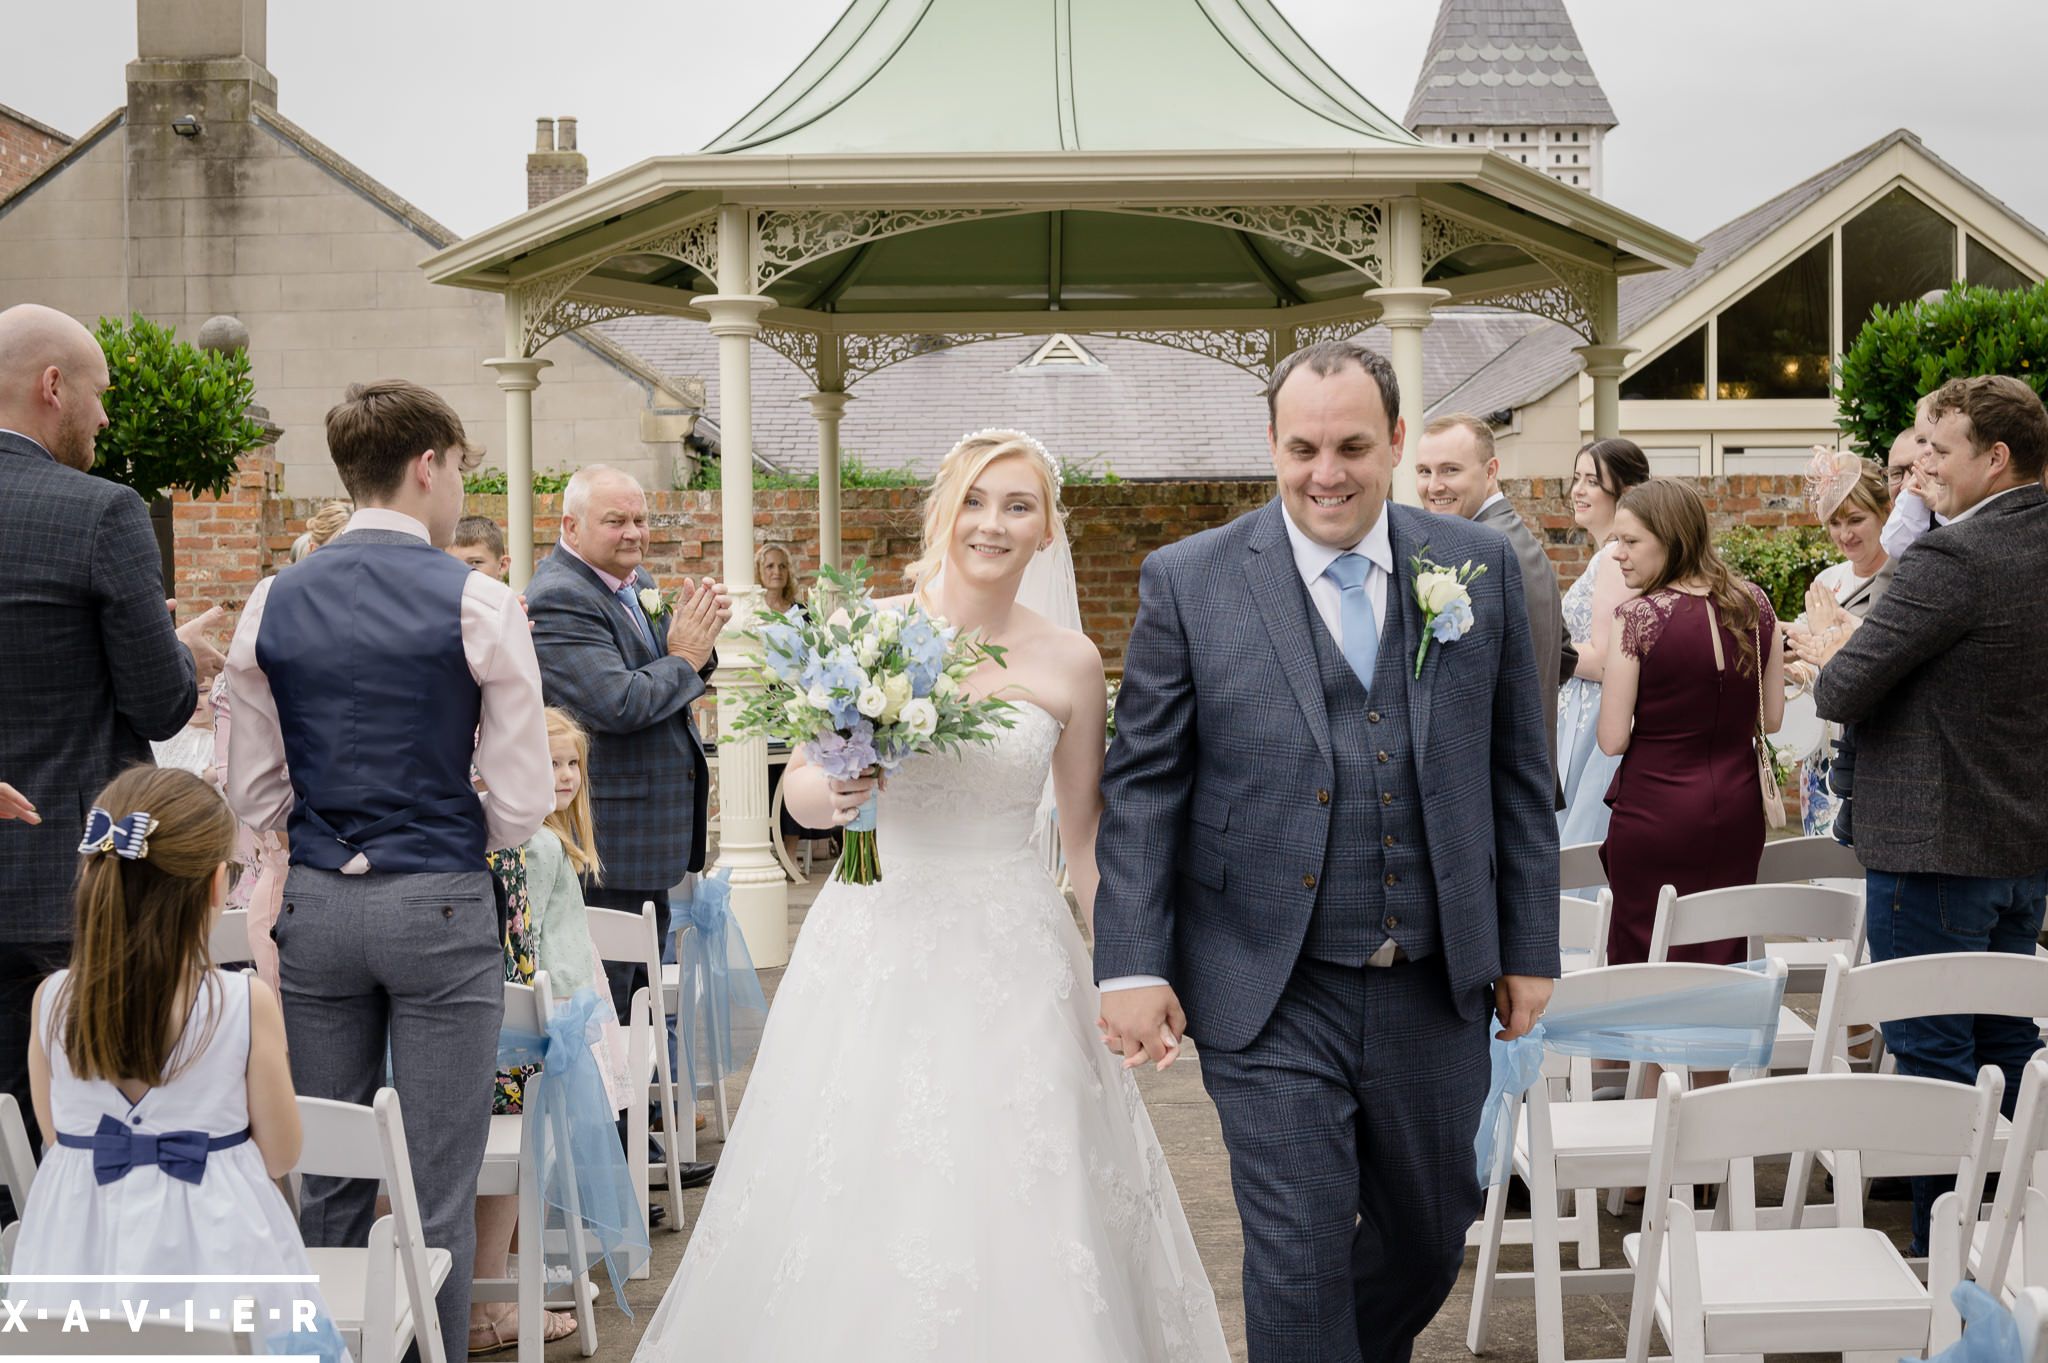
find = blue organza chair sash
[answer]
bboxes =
[1476,963,1788,1187]
[1926,1281,2022,1363]
[671,869,768,1098]
[496,987,652,1311]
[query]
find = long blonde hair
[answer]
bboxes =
[544,708,602,881]
[905,431,1064,594]
[61,766,237,1086]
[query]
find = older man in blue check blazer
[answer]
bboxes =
[1096,340,1559,1363]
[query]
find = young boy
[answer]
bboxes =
[449,514,511,579]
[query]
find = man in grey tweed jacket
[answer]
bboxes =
[0,304,216,1163]
[1814,373,2048,1252]
[1096,341,1559,1363]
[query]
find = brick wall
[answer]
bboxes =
[179,455,1815,670]
[0,106,72,201]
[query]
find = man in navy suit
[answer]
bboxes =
[1095,340,1559,1363]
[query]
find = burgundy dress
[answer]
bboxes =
[1600,584,1777,965]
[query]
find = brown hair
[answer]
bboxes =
[906,431,1063,594]
[60,766,237,1088]
[1616,478,1763,674]
[1422,412,1497,463]
[1926,374,2048,480]
[1266,339,1401,429]
[453,515,506,560]
[543,708,602,881]
[324,379,480,502]
[1577,437,1652,497]
[1829,461,1891,524]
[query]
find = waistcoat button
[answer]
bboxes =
[1383,834,1397,848]
[1302,873,1317,889]
[1377,751,1390,764]
[1381,792,1394,806]
[1368,711,1382,724]
[1316,789,1330,805]
[1384,873,1398,886]
[1384,915,1400,930]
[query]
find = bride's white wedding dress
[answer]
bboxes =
[632,701,1229,1361]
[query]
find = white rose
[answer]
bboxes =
[857,636,881,668]
[900,697,939,739]
[1418,571,1464,615]
[637,587,664,616]
[876,610,903,642]
[856,685,888,718]
[807,684,831,710]
[880,672,913,723]
[933,673,958,700]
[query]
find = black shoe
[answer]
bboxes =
[672,1160,716,1190]
[648,1201,667,1229]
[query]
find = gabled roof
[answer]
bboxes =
[1404,0,1616,130]
[1429,128,2044,421]
[0,100,72,145]
[705,0,1417,155]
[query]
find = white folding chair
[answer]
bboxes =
[1753,835,1868,982]
[1790,952,2048,1232]
[0,1091,36,1269]
[1624,1069,2000,1363]
[2019,1285,2048,1363]
[7,1316,252,1355]
[1467,959,1786,1363]
[1971,1056,2048,1304]
[209,905,253,964]
[1558,891,1611,975]
[475,974,598,1359]
[296,1088,452,1363]
[1559,842,1606,894]
[584,903,687,1260]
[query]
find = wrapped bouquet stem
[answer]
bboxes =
[732,560,1014,885]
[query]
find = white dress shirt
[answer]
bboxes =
[1878,487,1946,560]
[1101,504,1395,996]
[225,508,553,869]
[1941,481,2030,525]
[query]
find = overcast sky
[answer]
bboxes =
[4,1,2045,244]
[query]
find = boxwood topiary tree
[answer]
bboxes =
[1836,280,2048,458]
[92,314,269,501]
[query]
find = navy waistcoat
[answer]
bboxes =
[255,529,486,873]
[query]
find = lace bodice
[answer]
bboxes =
[1560,543,1612,648]
[877,700,1063,865]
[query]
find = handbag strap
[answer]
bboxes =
[1753,614,1768,741]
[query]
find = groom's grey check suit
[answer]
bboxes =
[1096,497,1558,1363]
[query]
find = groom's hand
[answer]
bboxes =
[1494,974,1554,1041]
[1098,985,1186,1071]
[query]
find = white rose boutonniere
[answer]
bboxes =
[637,585,671,621]
[1408,547,1487,678]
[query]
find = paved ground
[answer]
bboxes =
[562,867,1905,1363]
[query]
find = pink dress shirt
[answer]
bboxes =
[223,508,554,869]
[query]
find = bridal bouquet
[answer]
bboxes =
[730,560,1015,884]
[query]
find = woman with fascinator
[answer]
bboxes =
[630,431,1229,1362]
[1782,447,1891,837]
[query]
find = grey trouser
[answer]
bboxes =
[276,866,501,1363]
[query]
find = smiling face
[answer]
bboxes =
[944,451,1053,590]
[1413,423,1498,520]
[1607,507,1669,590]
[1570,452,1622,535]
[1923,409,2009,518]
[563,473,649,580]
[550,732,582,813]
[1827,500,1883,574]
[1267,362,1401,550]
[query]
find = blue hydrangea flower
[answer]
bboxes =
[808,721,878,780]
[1430,596,1474,643]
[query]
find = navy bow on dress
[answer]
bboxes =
[57,1112,250,1186]
[77,806,158,860]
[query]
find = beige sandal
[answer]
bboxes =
[467,1307,576,1356]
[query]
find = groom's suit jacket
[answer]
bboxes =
[527,549,716,888]
[1095,498,1559,1051]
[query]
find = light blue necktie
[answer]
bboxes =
[615,582,659,653]
[1322,552,1379,692]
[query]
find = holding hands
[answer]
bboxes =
[665,576,733,669]
[1098,984,1186,1072]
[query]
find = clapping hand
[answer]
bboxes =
[0,782,39,823]
[170,600,229,684]
[665,576,733,669]
[1787,587,1859,668]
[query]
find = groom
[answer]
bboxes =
[1096,339,1558,1363]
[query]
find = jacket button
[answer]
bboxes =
[1381,792,1394,806]
[284,903,293,915]
[1376,751,1390,764]
[1384,914,1400,930]
[442,905,454,919]
[1302,873,1317,889]
[1316,789,1330,805]
[1384,873,1398,886]
[1383,835,1397,848]
[1368,711,1382,724]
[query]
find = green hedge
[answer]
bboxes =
[1716,525,1838,620]
[92,315,268,501]
[1837,280,2048,458]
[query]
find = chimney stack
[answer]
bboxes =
[526,115,587,209]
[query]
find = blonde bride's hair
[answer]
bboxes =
[905,430,1064,594]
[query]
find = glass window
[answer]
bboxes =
[1968,236,2035,291]
[1716,240,1831,399]
[1621,326,1707,401]
[1842,187,1956,336]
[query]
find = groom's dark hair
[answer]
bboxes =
[1266,340,1400,429]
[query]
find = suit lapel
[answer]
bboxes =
[1388,505,1438,760]
[1245,501,1333,759]
[555,550,656,663]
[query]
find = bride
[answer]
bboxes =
[631,431,1229,1361]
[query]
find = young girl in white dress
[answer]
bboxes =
[14,766,340,1358]
[630,431,1229,1362]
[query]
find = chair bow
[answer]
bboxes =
[77,1112,218,1185]
[79,806,158,860]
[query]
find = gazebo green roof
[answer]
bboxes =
[706,0,1419,155]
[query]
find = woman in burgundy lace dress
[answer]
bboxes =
[1595,479,1785,964]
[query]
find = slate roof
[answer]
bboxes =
[599,310,1546,480]
[1404,0,1617,130]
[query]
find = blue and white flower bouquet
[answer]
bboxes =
[731,560,1014,884]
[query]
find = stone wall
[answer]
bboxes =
[178,455,1815,669]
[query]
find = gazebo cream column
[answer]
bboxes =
[1575,262,1633,441]
[1365,197,1449,507]
[694,203,789,968]
[805,339,850,570]
[484,296,550,588]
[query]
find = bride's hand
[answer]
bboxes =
[824,773,882,825]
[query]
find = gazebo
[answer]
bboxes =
[423,0,1696,964]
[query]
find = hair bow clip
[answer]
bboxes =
[78,807,159,860]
